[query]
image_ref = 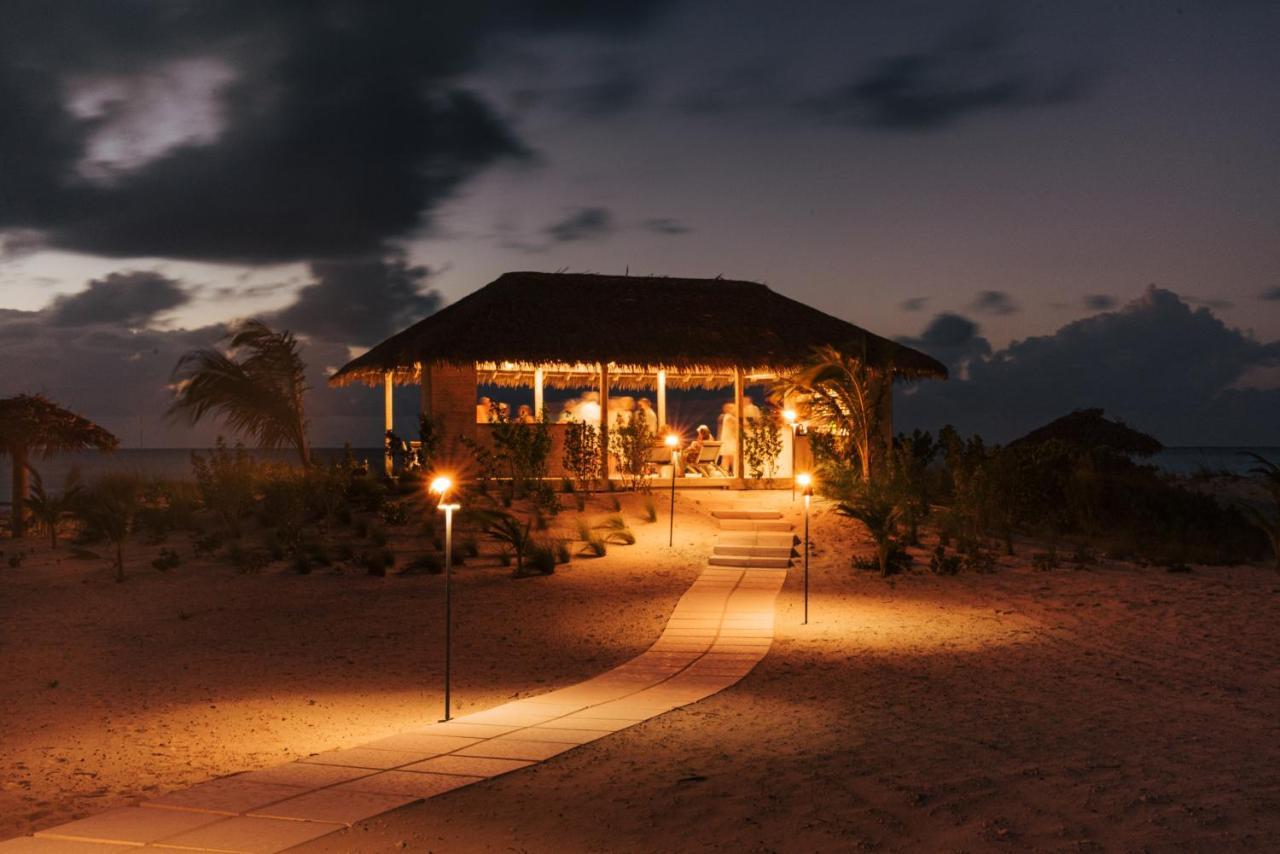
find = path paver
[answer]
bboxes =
[12,504,792,852]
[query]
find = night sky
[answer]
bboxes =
[1,1,1277,446]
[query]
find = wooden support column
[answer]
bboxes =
[533,367,544,420]
[599,363,610,480]
[383,371,394,476]
[733,366,746,489]
[656,369,666,429]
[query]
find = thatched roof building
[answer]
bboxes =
[330,272,946,389]
[329,272,946,485]
[1010,408,1163,457]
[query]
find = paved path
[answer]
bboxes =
[7,512,788,853]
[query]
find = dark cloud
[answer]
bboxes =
[0,1,672,264]
[804,18,1093,131]
[642,217,691,236]
[1083,293,1118,311]
[899,297,929,312]
[545,207,615,243]
[897,311,992,376]
[560,68,647,116]
[274,255,442,347]
[970,289,1019,315]
[1261,287,1280,301]
[897,286,1280,445]
[48,271,189,326]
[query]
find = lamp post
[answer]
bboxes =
[783,409,798,500]
[664,433,679,547]
[796,472,812,625]
[430,475,460,722]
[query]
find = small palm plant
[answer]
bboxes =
[478,510,533,576]
[80,475,141,582]
[836,480,903,577]
[1241,453,1280,570]
[26,467,83,549]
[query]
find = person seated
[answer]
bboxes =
[515,404,535,424]
[476,396,492,423]
[683,425,714,474]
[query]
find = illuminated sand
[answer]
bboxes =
[15,567,785,851]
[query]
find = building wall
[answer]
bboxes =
[423,363,478,460]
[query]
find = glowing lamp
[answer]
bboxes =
[664,433,679,448]
[796,472,812,489]
[429,475,453,497]
[783,409,797,425]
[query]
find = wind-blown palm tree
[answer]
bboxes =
[0,395,118,539]
[775,344,892,481]
[169,320,312,466]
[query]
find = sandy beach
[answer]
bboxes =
[3,491,1278,851]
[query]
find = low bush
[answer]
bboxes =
[152,548,181,572]
[642,496,657,523]
[402,552,445,575]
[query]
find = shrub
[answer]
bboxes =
[291,554,313,574]
[190,439,256,537]
[520,540,557,577]
[608,495,621,512]
[192,530,223,557]
[152,547,182,572]
[402,552,445,575]
[835,480,902,577]
[497,548,513,567]
[461,536,480,558]
[575,518,592,541]
[361,547,395,576]
[381,501,411,526]
[367,522,389,547]
[78,474,142,583]
[743,405,784,484]
[561,477,575,494]
[227,544,269,575]
[928,545,962,576]
[642,496,657,523]
[563,421,601,497]
[608,413,653,492]
[594,514,635,544]
[553,538,571,564]
[580,533,607,557]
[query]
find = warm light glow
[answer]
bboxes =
[796,472,812,488]
[664,433,678,447]
[429,475,453,496]
[783,408,797,425]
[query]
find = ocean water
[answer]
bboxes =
[1,446,1277,504]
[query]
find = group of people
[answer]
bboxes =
[471,392,761,478]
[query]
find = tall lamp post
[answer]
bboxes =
[430,475,460,721]
[783,409,798,500]
[796,472,812,625]
[665,433,679,547]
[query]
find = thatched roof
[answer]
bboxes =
[1009,408,1163,457]
[0,394,120,456]
[330,272,948,388]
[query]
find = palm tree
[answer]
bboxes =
[169,320,312,466]
[1241,452,1280,570]
[776,344,892,481]
[26,467,83,549]
[0,395,118,539]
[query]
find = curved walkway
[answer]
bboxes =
[12,557,786,852]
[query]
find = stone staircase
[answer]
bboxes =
[707,510,798,570]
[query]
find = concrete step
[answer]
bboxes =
[710,510,785,521]
[716,520,795,532]
[713,545,796,559]
[709,555,792,569]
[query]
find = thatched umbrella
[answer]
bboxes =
[0,395,119,539]
[1009,408,1163,457]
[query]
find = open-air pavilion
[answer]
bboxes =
[329,272,947,487]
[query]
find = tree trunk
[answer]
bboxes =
[10,444,28,539]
